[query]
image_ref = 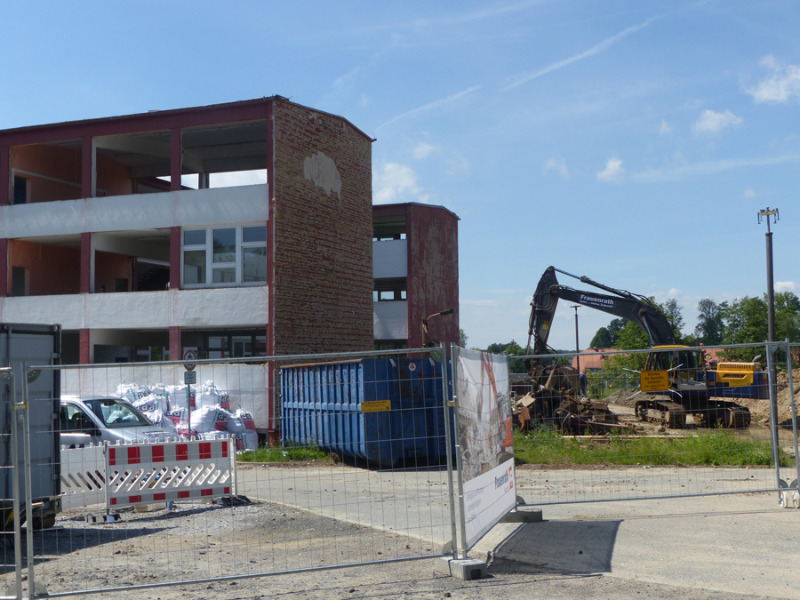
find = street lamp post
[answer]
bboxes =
[758,207,780,476]
[572,305,581,375]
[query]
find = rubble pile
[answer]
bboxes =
[514,390,630,435]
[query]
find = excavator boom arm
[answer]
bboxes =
[527,266,676,355]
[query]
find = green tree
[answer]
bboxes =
[459,328,468,348]
[589,317,625,348]
[720,296,767,346]
[775,292,800,342]
[662,298,684,335]
[485,340,528,373]
[589,327,613,348]
[694,298,725,345]
[720,292,800,360]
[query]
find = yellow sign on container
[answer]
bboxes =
[360,400,392,413]
[640,370,670,392]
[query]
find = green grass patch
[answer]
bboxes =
[237,445,331,463]
[514,428,792,467]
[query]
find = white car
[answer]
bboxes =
[60,396,174,447]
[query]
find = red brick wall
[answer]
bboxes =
[271,101,374,354]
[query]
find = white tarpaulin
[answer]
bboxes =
[456,348,516,549]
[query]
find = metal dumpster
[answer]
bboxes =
[280,357,451,466]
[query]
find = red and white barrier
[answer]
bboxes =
[61,438,237,513]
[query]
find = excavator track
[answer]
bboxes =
[696,402,752,429]
[635,399,686,429]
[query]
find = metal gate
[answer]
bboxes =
[513,341,800,509]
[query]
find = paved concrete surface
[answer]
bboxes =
[235,464,800,599]
[474,492,800,599]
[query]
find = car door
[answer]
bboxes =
[59,403,99,448]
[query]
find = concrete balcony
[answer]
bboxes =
[0,184,268,238]
[0,286,268,330]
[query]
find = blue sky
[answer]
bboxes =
[2,1,798,351]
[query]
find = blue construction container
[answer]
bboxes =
[280,357,451,466]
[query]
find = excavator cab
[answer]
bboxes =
[643,345,708,404]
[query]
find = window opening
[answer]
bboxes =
[182,224,266,287]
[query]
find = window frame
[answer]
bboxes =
[181,223,267,288]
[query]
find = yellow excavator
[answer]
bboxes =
[526,266,755,429]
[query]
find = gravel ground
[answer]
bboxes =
[0,458,795,600]
[0,496,790,600]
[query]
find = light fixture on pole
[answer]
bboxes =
[422,308,454,347]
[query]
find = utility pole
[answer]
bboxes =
[758,207,779,473]
[572,305,581,374]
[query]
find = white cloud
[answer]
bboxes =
[745,55,800,104]
[544,156,569,179]
[692,109,742,136]
[659,120,673,135]
[744,188,756,198]
[597,157,625,182]
[372,162,431,204]
[412,142,435,159]
[776,281,796,292]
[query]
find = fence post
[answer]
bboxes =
[766,342,783,497]
[21,364,37,597]
[7,366,23,600]
[441,342,458,558]
[786,340,800,493]
[449,345,469,559]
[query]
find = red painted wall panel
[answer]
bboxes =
[406,205,459,348]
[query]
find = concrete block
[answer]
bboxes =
[434,557,487,580]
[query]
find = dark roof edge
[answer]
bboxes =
[0,96,374,143]
[372,201,460,221]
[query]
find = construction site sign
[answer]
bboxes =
[640,369,670,392]
[455,347,515,549]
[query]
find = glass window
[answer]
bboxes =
[182,223,267,287]
[243,247,267,282]
[183,250,206,284]
[212,228,236,263]
[184,229,205,245]
[243,226,267,243]
[213,267,236,283]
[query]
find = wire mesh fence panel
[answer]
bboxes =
[1,349,457,598]
[512,343,800,506]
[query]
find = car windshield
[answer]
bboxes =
[83,399,152,428]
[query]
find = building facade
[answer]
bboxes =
[0,98,375,363]
[372,203,459,349]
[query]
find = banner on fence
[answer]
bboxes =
[456,348,515,548]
